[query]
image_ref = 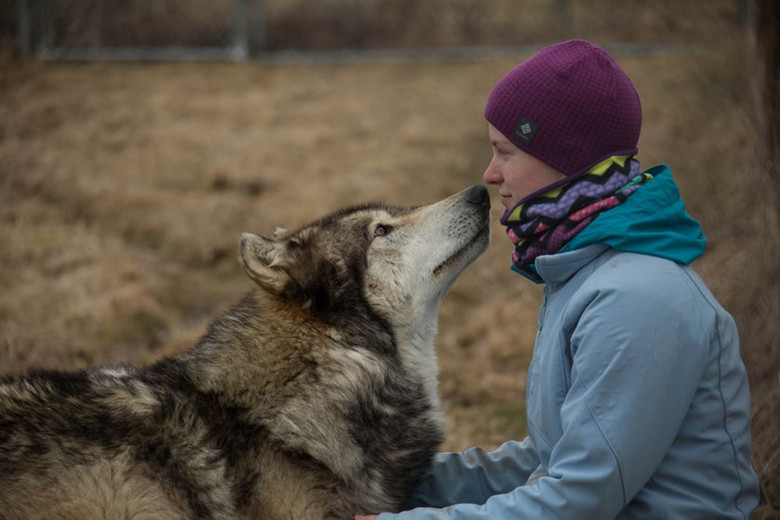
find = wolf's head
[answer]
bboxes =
[230,187,490,500]
[239,185,490,348]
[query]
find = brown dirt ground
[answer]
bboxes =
[0,38,775,463]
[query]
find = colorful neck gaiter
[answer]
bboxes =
[501,155,652,283]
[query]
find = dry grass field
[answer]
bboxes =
[1,9,779,515]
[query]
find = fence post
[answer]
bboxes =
[35,0,54,58]
[18,0,31,58]
[555,0,569,33]
[253,0,267,57]
[231,0,249,62]
[738,0,750,27]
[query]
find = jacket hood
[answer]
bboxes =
[558,164,706,263]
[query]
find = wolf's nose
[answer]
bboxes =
[465,185,490,208]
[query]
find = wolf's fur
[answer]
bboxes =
[0,185,490,520]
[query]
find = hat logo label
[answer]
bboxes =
[514,116,537,144]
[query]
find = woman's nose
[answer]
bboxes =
[483,159,502,185]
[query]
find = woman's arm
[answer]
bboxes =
[407,437,541,509]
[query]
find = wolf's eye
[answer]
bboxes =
[374,224,392,237]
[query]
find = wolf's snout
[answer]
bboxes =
[464,185,490,208]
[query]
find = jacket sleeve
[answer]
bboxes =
[406,437,542,509]
[379,276,710,519]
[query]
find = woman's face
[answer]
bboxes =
[483,124,566,210]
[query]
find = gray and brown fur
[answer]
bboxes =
[0,185,491,520]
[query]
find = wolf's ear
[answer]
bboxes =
[239,233,292,295]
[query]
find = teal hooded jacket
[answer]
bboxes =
[378,166,759,519]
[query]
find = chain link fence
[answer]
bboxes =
[14,0,750,62]
[17,0,251,61]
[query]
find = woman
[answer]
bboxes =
[358,39,759,519]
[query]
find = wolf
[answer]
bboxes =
[0,185,490,520]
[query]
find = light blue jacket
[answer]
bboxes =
[379,166,759,519]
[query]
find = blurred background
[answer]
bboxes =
[1,0,778,516]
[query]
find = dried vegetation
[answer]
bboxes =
[1,0,778,514]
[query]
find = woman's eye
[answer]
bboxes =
[374,225,392,237]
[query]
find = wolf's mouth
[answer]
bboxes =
[432,224,489,276]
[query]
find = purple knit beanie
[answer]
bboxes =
[484,40,642,180]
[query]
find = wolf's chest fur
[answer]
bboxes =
[0,293,444,520]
